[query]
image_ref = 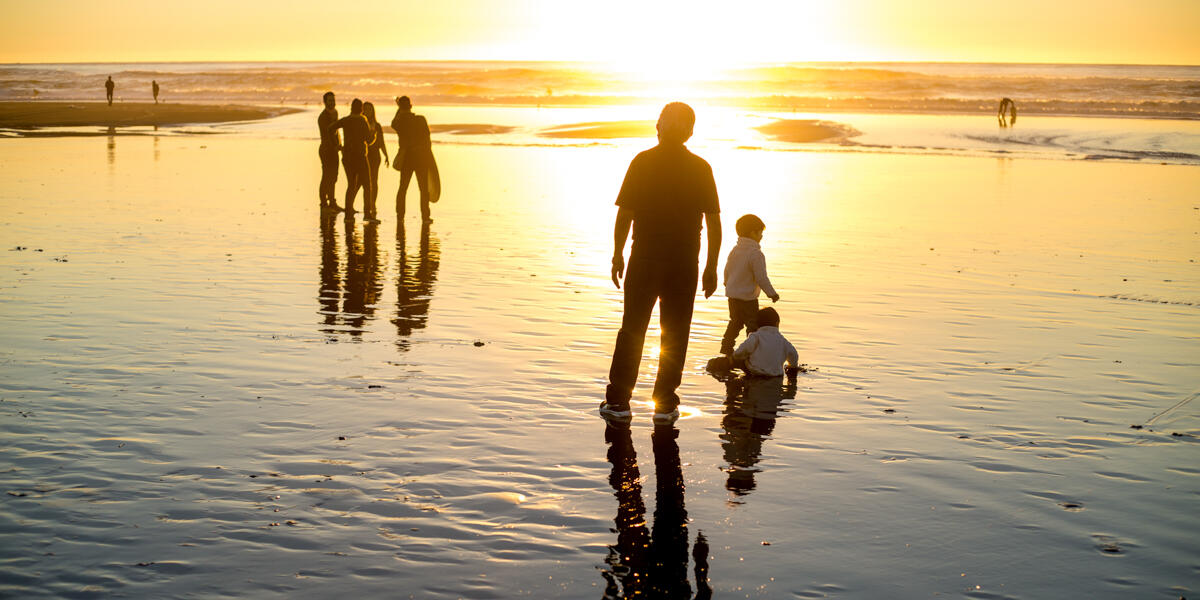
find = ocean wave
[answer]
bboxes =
[2,61,1197,119]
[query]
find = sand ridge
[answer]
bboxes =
[0,101,302,130]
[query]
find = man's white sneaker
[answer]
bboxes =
[599,402,632,423]
[652,409,680,426]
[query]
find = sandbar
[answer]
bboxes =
[0,101,301,131]
[755,119,861,143]
[538,120,655,139]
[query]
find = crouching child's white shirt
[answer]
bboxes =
[732,325,798,377]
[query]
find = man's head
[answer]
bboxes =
[657,102,695,145]
[396,95,412,111]
[322,91,335,109]
[735,214,766,240]
[757,306,780,328]
[350,98,363,114]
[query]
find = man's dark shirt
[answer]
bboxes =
[391,112,431,149]
[318,108,339,150]
[616,144,719,264]
[337,114,373,159]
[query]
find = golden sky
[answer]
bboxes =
[2,0,1197,65]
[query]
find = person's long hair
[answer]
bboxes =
[363,101,378,126]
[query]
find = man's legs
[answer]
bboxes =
[606,260,659,408]
[343,157,366,214]
[651,263,698,413]
[319,148,339,204]
[413,161,431,222]
[397,164,414,217]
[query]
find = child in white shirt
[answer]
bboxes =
[721,214,778,356]
[733,307,799,377]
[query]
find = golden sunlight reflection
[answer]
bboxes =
[629,399,705,421]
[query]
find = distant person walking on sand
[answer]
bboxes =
[391,96,435,223]
[363,101,389,222]
[719,214,779,357]
[317,91,341,209]
[600,102,722,427]
[333,98,375,218]
[152,80,160,104]
[998,97,1017,127]
[105,76,115,106]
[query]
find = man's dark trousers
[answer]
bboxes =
[606,257,698,413]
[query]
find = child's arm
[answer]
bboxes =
[784,338,799,368]
[753,251,779,302]
[733,334,758,360]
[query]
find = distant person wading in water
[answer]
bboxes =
[317,91,341,210]
[600,102,722,427]
[152,80,160,104]
[998,97,1017,127]
[105,76,115,106]
[391,96,434,223]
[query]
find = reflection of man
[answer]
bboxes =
[391,96,434,223]
[601,102,722,426]
[317,91,341,209]
[105,76,115,106]
[334,98,375,217]
[393,221,440,351]
[342,220,382,336]
[601,426,712,598]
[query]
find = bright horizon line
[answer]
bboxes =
[4,59,1198,67]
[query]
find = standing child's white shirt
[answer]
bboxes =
[733,325,798,377]
[723,236,777,301]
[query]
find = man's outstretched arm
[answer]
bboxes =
[702,211,721,298]
[611,207,633,288]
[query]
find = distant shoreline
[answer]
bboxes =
[0,102,302,131]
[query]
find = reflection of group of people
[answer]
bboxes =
[318,215,439,349]
[102,76,159,105]
[318,91,436,223]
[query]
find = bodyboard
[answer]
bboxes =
[427,152,441,203]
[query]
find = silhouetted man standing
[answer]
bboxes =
[601,102,721,426]
[391,96,433,223]
[152,80,160,104]
[317,91,341,209]
[105,76,114,106]
[333,98,375,218]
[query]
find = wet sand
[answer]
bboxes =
[0,101,301,131]
[0,133,1197,598]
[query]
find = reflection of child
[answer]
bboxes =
[732,307,798,377]
[721,214,778,356]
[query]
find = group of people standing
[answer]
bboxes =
[318,91,435,223]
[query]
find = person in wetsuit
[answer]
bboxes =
[317,91,341,210]
[333,98,375,218]
[363,101,389,221]
[105,76,115,106]
[391,95,434,223]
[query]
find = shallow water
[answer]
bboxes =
[1,134,1198,598]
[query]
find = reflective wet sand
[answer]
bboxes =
[1,133,1197,598]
